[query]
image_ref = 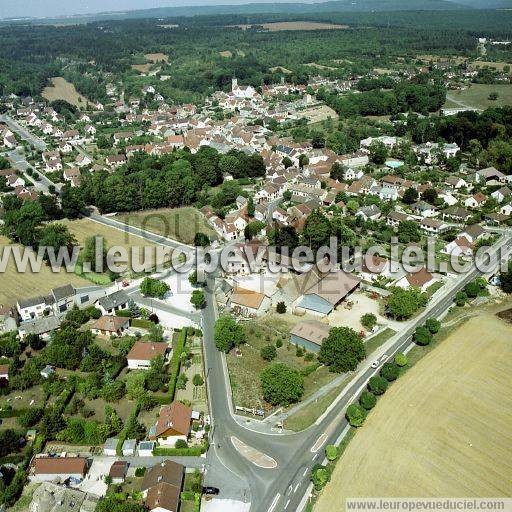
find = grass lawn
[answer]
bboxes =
[226,314,336,411]
[73,396,136,423]
[364,327,396,356]
[0,234,89,306]
[117,207,216,246]
[314,307,512,509]
[445,83,512,110]
[284,379,350,432]
[0,386,45,413]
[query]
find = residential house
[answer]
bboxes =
[419,218,449,235]
[122,439,136,456]
[501,201,512,216]
[411,201,436,218]
[141,460,184,512]
[442,206,472,223]
[491,186,512,204]
[50,284,75,314]
[18,316,61,340]
[148,401,192,446]
[90,315,129,337]
[290,320,330,353]
[109,461,128,484]
[127,341,169,369]
[462,224,485,244]
[395,267,435,292]
[106,154,127,168]
[17,296,49,321]
[95,290,129,316]
[464,192,486,209]
[29,457,88,483]
[360,254,400,282]
[387,211,409,228]
[441,236,473,258]
[355,205,381,222]
[474,167,507,185]
[445,176,468,190]
[75,153,92,168]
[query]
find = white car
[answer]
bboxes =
[371,360,380,368]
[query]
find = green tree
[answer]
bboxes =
[425,318,441,334]
[360,313,377,331]
[380,362,399,381]
[346,403,367,427]
[260,344,277,361]
[194,232,210,247]
[369,140,388,165]
[302,209,331,252]
[394,353,408,367]
[192,374,204,386]
[368,376,388,395]
[398,220,421,243]
[359,390,377,410]
[140,277,170,299]
[260,363,304,406]
[311,465,330,490]
[414,326,433,346]
[214,316,244,352]
[402,187,419,204]
[190,290,206,309]
[276,301,287,314]
[455,291,468,307]
[386,288,427,320]
[325,445,338,461]
[319,327,365,373]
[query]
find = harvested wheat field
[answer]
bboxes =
[42,77,89,108]
[145,53,168,63]
[0,235,88,306]
[63,218,170,270]
[316,312,512,511]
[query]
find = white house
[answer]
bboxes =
[17,296,49,321]
[127,341,169,370]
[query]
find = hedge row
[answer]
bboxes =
[116,402,141,455]
[153,442,208,457]
[168,328,188,401]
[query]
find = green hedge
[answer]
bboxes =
[131,318,155,329]
[168,328,188,401]
[153,443,207,457]
[0,408,27,418]
[117,403,141,455]
[116,310,133,318]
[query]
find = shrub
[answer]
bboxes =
[325,445,338,461]
[214,316,244,353]
[311,465,330,490]
[368,376,388,395]
[455,291,468,307]
[361,313,377,330]
[296,346,304,357]
[394,353,408,367]
[134,467,146,477]
[275,339,283,348]
[260,344,277,362]
[359,391,377,410]
[140,277,170,299]
[192,374,204,387]
[276,302,287,314]
[380,362,399,382]
[346,403,367,427]
[414,326,433,346]
[425,318,440,334]
[175,439,188,449]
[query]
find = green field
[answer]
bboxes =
[444,84,512,111]
[118,207,216,246]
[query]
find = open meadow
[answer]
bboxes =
[42,77,90,108]
[445,83,512,110]
[315,310,512,511]
[117,207,216,246]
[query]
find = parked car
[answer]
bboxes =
[203,486,220,495]
[371,360,380,369]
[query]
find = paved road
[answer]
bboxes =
[7,148,57,194]
[0,114,47,151]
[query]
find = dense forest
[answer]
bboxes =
[0,8,511,100]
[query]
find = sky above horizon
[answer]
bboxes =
[0,0,309,20]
